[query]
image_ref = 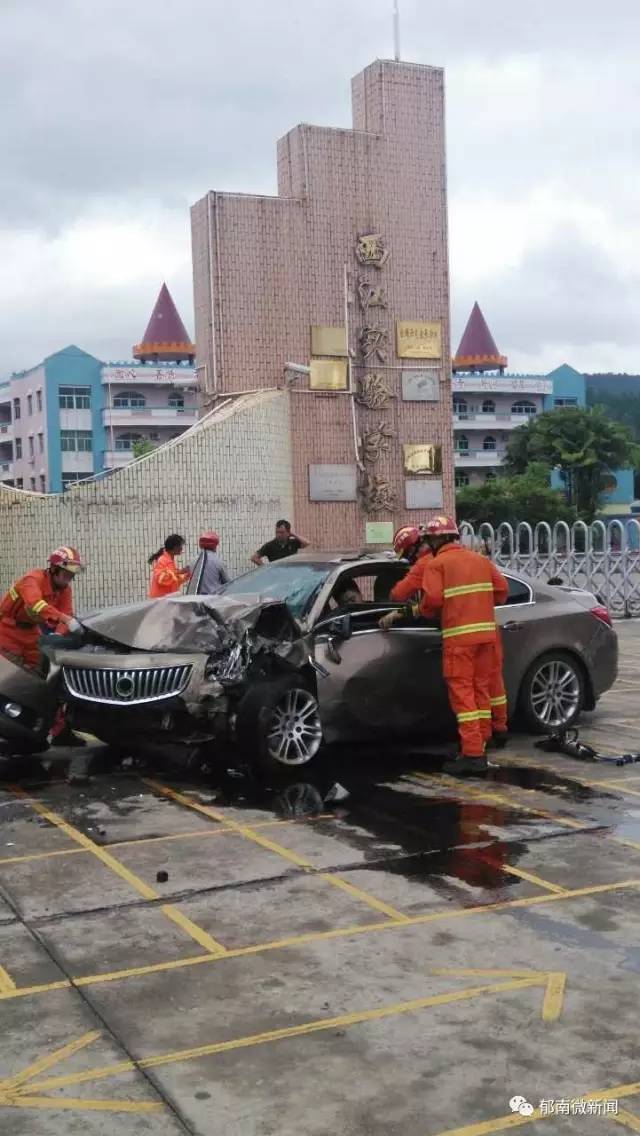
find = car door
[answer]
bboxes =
[312,583,452,744]
[495,574,540,706]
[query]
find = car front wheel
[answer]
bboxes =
[519,650,585,733]
[236,676,323,775]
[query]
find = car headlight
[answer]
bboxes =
[2,701,22,719]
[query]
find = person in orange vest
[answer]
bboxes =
[381,516,508,776]
[0,546,85,746]
[148,534,191,599]
[0,547,83,669]
[388,525,433,603]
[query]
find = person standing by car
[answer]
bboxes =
[0,546,85,746]
[381,517,508,776]
[148,534,190,599]
[388,526,432,603]
[191,532,230,594]
[251,520,310,565]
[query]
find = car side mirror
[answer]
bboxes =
[328,613,352,641]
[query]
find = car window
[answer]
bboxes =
[502,575,533,606]
[219,562,333,619]
[323,564,407,614]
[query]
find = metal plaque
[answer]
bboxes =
[365,521,394,545]
[405,479,444,509]
[402,370,439,401]
[311,326,348,357]
[309,359,348,390]
[396,320,442,360]
[309,464,358,501]
[403,444,442,475]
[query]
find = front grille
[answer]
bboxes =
[63,664,192,706]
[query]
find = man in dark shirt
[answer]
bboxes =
[251,520,310,565]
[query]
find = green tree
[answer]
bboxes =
[456,463,573,530]
[504,405,640,520]
[131,439,157,460]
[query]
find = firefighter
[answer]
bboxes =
[388,525,432,603]
[148,534,191,599]
[381,516,508,776]
[0,547,84,746]
[191,532,230,595]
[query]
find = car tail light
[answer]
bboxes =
[590,605,612,627]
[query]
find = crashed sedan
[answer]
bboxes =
[0,552,618,773]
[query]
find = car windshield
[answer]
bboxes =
[221,562,333,619]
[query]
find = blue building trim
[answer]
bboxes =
[44,346,105,492]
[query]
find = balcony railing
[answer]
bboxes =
[453,411,537,425]
[102,407,197,427]
[0,461,12,474]
[0,423,13,437]
[454,449,507,466]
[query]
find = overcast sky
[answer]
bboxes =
[2,0,639,376]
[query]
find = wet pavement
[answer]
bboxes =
[1,624,640,1133]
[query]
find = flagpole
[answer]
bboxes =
[393,0,400,61]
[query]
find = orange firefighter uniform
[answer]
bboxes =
[148,551,190,599]
[390,547,433,602]
[0,569,74,670]
[418,543,508,759]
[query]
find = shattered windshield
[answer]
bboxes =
[221,562,332,619]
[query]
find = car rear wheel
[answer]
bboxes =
[519,650,585,733]
[235,676,323,775]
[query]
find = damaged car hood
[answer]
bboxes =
[81,594,303,658]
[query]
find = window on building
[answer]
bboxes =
[15,438,22,459]
[28,436,34,458]
[454,434,469,452]
[512,399,536,416]
[60,430,93,452]
[113,390,146,409]
[483,435,497,451]
[13,398,20,420]
[27,394,33,415]
[62,473,84,490]
[115,432,143,451]
[481,399,496,414]
[485,470,497,481]
[455,471,469,488]
[16,478,23,489]
[59,386,92,410]
[39,475,46,493]
[29,477,36,492]
[168,394,184,411]
[38,432,44,454]
[36,390,43,412]
[453,398,468,416]
[554,397,578,407]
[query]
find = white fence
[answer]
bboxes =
[459,519,640,617]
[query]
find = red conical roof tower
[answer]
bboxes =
[452,302,507,374]
[133,283,195,364]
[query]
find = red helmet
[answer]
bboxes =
[199,531,220,551]
[393,526,421,558]
[49,546,83,574]
[424,515,459,538]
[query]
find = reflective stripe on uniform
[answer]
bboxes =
[9,587,18,601]
[478,709,492,719]
[442,621,496,639]
[490,695,508,706]
[443,582,494,599]
[457,710,484,723]
[31,600,48,614]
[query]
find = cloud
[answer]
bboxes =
[1,0,639,374]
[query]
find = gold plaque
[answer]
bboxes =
[403,444,442,475]
[311,326,348,357]
[309,359,348,391]
[396,320,442,359]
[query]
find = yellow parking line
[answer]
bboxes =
[0,815,336,869]
[412,772,587,829]
[488,863,566,895]
[2,1030,100,1091]
[6,1096,164,1114]
[0,966,16,994]
[159,907,226,957]
[143,779,411,924]
[4,876,636,1003]
[7,785,227,957]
